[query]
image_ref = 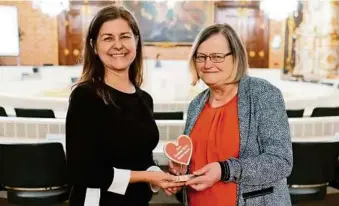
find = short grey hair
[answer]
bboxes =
[189,23,248,86]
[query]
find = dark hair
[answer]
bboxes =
[189,23,248,85]
[76,6,143,104]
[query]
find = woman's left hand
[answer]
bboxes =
[164,186,183,196]
[185,162,221,191]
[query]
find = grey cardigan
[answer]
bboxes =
[182,76,293,206]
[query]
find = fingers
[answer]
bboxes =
[180,165,188,175]
[185,175,204,186]
[167,187,175,193]
[164,186,182,196]
[189,183,207,191]
[160,173,186,185]
[161,180,185,189]
[166,173,179,182]
[172,186,181,193]
[165,186,181,196]
[164,188,173,196]
[165,181,185,188]
[170,187,181,194]
[169,160,173,168]
[169,161,188,175]
[173,161,183,169]
[168,161,175,171]
[193,166,208,176]
[189,184,199,191]
[169,161,181,175]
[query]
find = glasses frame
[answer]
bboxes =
[194,52,233,63]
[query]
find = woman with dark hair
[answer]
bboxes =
[66,6,183,206]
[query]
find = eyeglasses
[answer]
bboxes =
[194,52,233,63]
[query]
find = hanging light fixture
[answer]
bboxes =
[260,0,298,20]
[32,0,70,17]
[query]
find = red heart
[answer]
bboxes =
[164,135,192,165]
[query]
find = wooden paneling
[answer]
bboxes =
[58,8,83,65]
[215,2,269,68]
[58,2,113,65]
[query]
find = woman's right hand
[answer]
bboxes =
[147,171,185,189]
[169,160,187,175]
[164,161,187,196]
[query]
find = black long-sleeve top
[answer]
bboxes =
[66,82,159,206]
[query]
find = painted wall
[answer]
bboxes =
[294,1,339,77]
[0,0,284,68]
[0,0,58,66]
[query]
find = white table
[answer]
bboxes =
[1,134,339,166]
[292,135,339,143]
[46,134,169,165]
[0,134,170,166]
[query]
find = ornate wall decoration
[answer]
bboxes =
[293,0,339,78]
[123,1,212,45]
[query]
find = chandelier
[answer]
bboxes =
[32,0,70,17]
[260,0,298,20]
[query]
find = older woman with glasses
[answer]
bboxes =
[167,23,293,206]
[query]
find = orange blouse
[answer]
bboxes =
[188,95,240,206]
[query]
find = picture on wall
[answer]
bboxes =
[123,1,210,45]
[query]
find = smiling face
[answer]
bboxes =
[95,18,138,72]
[195,33,234,87]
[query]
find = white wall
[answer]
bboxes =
[1,63,339,115]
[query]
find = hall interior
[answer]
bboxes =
[0,0,338,205]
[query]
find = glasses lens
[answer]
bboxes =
[195,55,206,62]
[211,54,225,63]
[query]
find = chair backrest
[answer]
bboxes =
[32,67,39,73]
[0,107,7,117]
[287,142,339,185]
[15,108,55,118]
[153,111,184,120]
[321,82,334,87]
[70,77,79,83]
[286,109,304,118]
[2,143,67,188]
[311,107,339,117]
[0,145,3,187]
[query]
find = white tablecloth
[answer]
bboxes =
[1,133,339,166]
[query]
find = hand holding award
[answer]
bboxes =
[164,135,195,182]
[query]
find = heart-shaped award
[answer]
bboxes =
[163,135,192,165]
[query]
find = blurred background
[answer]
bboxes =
[0,0,338,103]
[0,0,338,205]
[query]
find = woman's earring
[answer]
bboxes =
[90,39,97,54]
